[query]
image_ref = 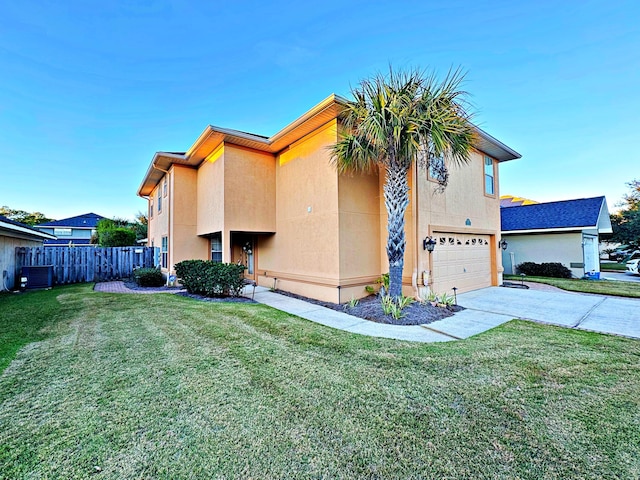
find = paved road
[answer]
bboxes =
[601,271,640,283]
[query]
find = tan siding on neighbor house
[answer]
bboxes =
[502,232,584,277]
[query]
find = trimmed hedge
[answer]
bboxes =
[174,260,246,297]
[516,262,573,278]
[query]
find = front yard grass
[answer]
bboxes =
[1,285,639,478]
[505,274,640,298]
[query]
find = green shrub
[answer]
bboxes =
[516,262,572,278]
[133,267,164,287]
[174,260,246,297]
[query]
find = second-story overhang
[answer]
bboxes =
[138,94,520,197]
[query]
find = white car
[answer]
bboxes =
[627,258,640,275]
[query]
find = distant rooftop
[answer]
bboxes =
[501,196,609,232]
[500,195,539,208]
[37,213,105,229]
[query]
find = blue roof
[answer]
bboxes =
[37,213,105,228]
[501,197,606,232]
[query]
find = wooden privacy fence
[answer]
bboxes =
[15,246,159,284]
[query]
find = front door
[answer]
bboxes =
[231,233,255,281]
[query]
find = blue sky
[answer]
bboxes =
[1,0,638,220]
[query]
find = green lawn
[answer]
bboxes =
[1,285,640,479]
[600,262,628,272]
[505,274,640,298]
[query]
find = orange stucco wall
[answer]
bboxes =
[414,150,504,294]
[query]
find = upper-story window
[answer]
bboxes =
[428,154,446,183]
[150,198,154,219]
[163,176,168,197]
[54,228,72,236]
[157,188,162,213]
[484,156,495,196]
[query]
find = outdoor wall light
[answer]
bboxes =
[423,236,437,252]
[499,239,508,251]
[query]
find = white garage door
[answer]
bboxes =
[432,232,492,294]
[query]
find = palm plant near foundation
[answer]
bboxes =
[331,68,475,298]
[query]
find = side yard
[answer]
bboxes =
[1,285,639,478]
[505,274,640,298]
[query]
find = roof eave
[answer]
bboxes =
[474,127,521,162]
[0,220,57,240]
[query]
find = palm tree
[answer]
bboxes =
[331,68,475,298]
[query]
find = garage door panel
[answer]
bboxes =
[432,232,492,294]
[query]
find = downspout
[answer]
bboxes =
[411,161,422,301]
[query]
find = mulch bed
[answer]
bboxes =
[274,290,464,326]
[175,291,256,303]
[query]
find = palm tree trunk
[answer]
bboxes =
[384,161,410,298]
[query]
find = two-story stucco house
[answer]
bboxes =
[138,95,520,302]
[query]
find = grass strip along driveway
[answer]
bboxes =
[505,274,640,298]
[1,285,640,479]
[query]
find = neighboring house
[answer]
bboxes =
[0,215,56,290]
[35,213,105,246]
[501,196,612,278]
[138,94,520,302]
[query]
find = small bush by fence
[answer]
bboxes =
[15,246,158,284]
[175,260,246,297]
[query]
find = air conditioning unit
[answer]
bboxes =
[20,265,54,290]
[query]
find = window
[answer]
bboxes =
[157,188,162,213]
[163,176,168,197]
[161,236,168,269]
[484,156,495,195]
[428,154,446,182]
[150,199,154,219]
[211,233,222,263]
[54,228,72,236]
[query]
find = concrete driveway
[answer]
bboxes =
[458,287,640,339]
[601,272,640,283]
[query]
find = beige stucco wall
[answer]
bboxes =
[412,150,503,294]
[171,165,208,270]
[256,121,343,302]
[147,181,169,265]
[501,232,584,277]
[223,145,276,234]
[0,235,43,290]
[196,145,226,238]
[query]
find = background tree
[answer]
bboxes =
[133,211,148,241]
[0,206,53,226]
[331,68,474,298]
[96,219,137,247]
[610,179,640,246]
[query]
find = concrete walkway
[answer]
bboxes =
[247,287,511,343]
